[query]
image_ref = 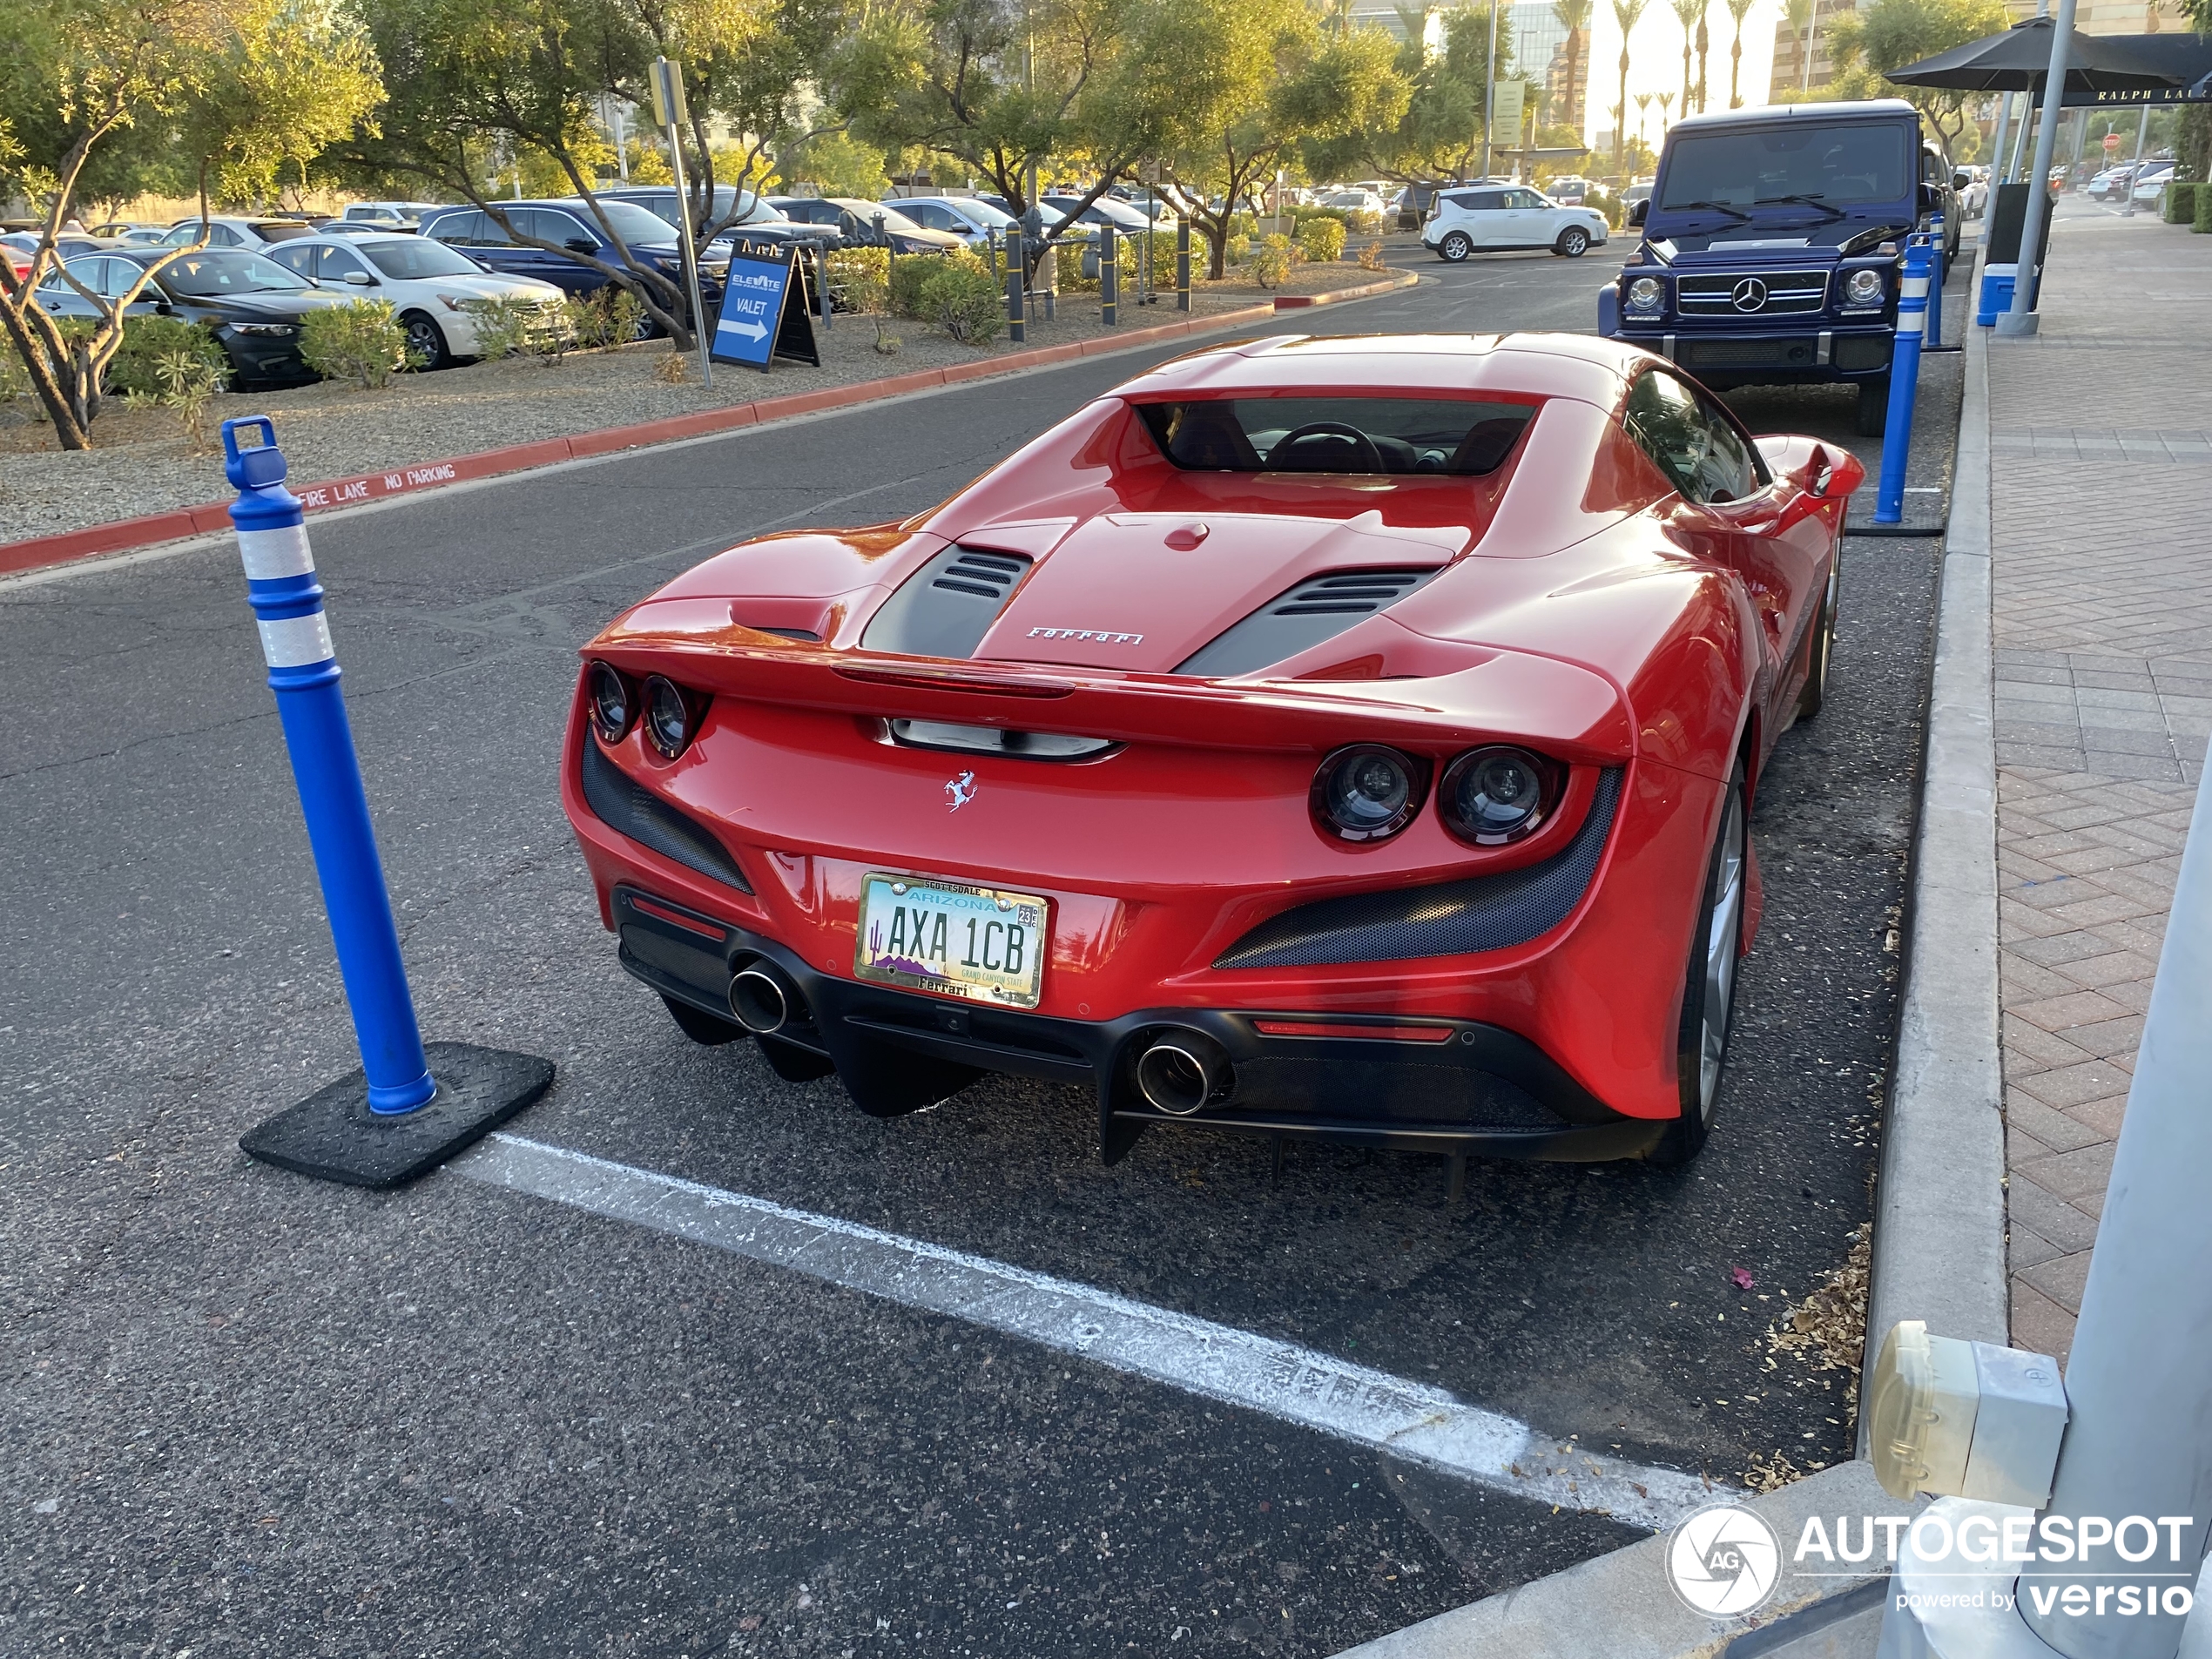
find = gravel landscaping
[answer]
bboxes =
[0,261,1413,544]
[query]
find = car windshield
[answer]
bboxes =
[562,199,678,245]
[1657,123,1913,211]
[360,239,486,280]
[1135,397,1535,476]
[954,199,1017,228]
[155,250,312,295]
[843,201,922,234]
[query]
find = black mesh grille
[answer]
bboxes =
[1214,768,1622,968]
[579,732,752,893]
[862,546,1034,658]
[1177,567,1440,677]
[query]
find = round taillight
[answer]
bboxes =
[643,674,701,759]
[588,661,633,745]
[1312,745,1424,842]
[1440,746,1552,845]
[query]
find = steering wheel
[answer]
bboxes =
[1269,420,1386,474]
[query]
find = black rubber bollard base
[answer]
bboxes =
[239,1041,555,1190]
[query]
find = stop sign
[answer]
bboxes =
[2105,132,2122,152]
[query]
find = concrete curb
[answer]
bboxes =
[0,298,1300,577]
[1271,269,1422,307]
[1858,239,2011,1427]
[1329,1460,1913,1658]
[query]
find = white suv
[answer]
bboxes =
[1422,185,1609,261]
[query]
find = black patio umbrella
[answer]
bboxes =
[1886,16,2181,95]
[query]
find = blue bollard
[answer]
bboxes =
[1872,241,1932,527]
[225,416,552,1187]
[225,416,436,1115]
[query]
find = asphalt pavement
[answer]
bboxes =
[1,244,1955,1656]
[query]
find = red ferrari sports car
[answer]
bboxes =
[561,331,1862,1167]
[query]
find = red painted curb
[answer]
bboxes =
[0,300,1290,579]
[1271,271,1420,309]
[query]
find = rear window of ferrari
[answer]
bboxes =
[1134,397,1534,475]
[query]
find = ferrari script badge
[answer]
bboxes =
[945,770,978,812]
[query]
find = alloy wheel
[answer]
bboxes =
[1698,787,1745,1116]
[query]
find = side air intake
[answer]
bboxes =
[862,546,1034,658]
[1177,567,1440,678]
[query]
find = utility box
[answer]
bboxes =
[1869,1321,2069,1505]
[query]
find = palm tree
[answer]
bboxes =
[1724,0,1757,105]
[1656,88,1675,136]
[1612,0,1649,179]
[1669,0,1699,121]
[1784,0,1817,92]
[1694,0,1710,112]
[1551,0,1594,137]
[1634,90,1654,145]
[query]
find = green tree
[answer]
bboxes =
[1668,0,1698,120]
[1815,0,2006,149]
[1611,0,1648,178]
[1159,0,1406,278]
[0,0,377,448]
[1312,3,1510,184]
[1781,0,1815,92]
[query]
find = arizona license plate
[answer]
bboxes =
[854,873,1049,1008]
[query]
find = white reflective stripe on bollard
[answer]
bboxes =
[1898,311,1925,335]
[235,523,316,580]
[1901,276,1930,299]
[256,611,335,668]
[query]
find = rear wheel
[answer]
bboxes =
[1650,764,1748,1166]
[399,309,449,370]
[1555,226,1590,258]
[1795,553,1840,722]
[1855,374,1892,437]
[1438,230,1474,263]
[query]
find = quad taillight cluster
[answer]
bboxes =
[1312,744,1560,847]
[589,661,708,760]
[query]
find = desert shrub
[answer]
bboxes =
[565,287,644,348]
[1247,232,1298,288]
[891,247,993,320]
[1299,218,1346,263]
[918,260,1002,345]
[2162,181,2197,224]
[1357,239,1388,272]
[105,314,227,400]
[2196,181,2212,233]
[825,246,888,313]
[121,347,229,448]
[1585,188,1622,228]
[459,295,531,360]
[1224,232,1251,264]
[300,299,417,388]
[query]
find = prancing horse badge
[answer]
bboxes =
[945,770,978,812]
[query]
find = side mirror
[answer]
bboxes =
[1628,198,1648,228]
[342,269,373,286]
[1918,182,1942,212]
[565,236,597,253]
[1952,172,1970,191]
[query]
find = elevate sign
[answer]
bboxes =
[711,239,820,372]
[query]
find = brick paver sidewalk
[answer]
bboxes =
[1985,200,2212,1362]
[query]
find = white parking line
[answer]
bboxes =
[452,1132,1722,1531]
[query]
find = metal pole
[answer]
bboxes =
[2121,103,2150,216]
[1005,226,1026,344]
[1100,224,1117,326]
[812,238,831,332]
[220,417,435,1116]
[2018,765,2212,1657]
[653,58,712,388]
[1484,0,1500,179]
[1176,218,1190,312]
[1988,92,2013,192]
[1997,0,2074,338]
[613,101,629,183]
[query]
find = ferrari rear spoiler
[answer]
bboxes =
[588,629,1635,763]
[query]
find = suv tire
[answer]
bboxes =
[1554,226,1590,258]
[1855,374,1892,437]
[1437,230,1473,262]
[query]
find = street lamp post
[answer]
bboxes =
[1996,0,2075,336]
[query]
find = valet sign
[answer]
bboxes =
[1662,1503,2201,1623]
[711,238,819,371]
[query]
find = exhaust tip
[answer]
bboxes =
[729,964,792,1035]
[1136,1032,1231,1116]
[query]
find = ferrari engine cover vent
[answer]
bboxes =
[1177,567,1441,678]
[863,546,1034,658]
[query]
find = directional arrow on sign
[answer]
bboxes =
[720,318,768,341]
